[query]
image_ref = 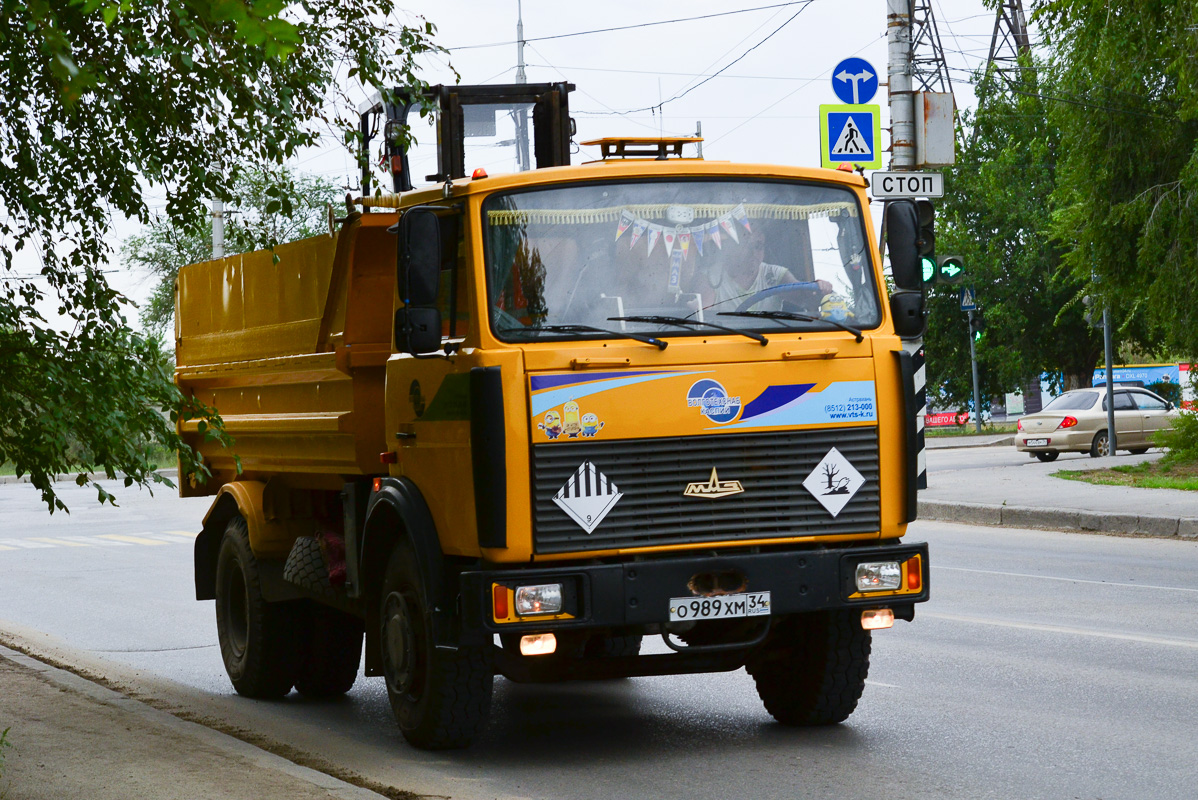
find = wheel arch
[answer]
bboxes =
[359,477,448,675]
[195,481,267,601]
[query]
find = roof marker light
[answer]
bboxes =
[472,168,488,179]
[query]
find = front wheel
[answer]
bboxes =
[1090,431,1111,458]
[1034,451,1059,463]
[746,610,871,726]
[215,516,297,698]
[379,542,493,749]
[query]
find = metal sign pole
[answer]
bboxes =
[968,310,982,433]
[1103,307,1117,454]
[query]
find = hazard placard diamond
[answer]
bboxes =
[553,462,623,534]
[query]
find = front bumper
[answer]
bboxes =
[459,542,929,635]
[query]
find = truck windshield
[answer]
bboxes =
[482,180,881,342]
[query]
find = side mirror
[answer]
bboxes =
[890,290,926,338]
[885,200,922,292]
[398,208,442,306]
[395,307,443,355]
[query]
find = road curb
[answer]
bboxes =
[919,499,1198,539]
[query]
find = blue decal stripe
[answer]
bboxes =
[715,381,877,430]
[740,384,815,421]
[530,370,669,393]
[531,371,707,417]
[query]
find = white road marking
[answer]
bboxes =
[934,565,1198,594]
[923,611,1198,649]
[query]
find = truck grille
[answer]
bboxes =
[531,427,880,554]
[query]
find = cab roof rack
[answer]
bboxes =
[582,136,704,161]
[359,82,575,196]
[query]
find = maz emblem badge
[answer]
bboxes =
[684,468,745,499]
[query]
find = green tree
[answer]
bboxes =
[0,1,441,511]
[928,59,1102,412]
[124,166,340,337]
[1037,0,1198,357]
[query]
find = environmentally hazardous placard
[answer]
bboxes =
[819,104,882,169]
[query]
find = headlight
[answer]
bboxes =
[514,583,563,615]
[856,561,901,591]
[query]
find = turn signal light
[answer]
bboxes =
[906,555,922,591]
[861,608,894,630]
[492,584,509,619]
[1057,416,1078,429]
[519,633,557,656]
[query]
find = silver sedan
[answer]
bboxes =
[1014,386,1178,461]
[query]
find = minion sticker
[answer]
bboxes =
[562,400,583,438]
[538,410,563,440]
[577,411,603,438]
[581,412,605,437]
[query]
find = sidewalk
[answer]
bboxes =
[0,642,390,800]
[920,442,1198,539]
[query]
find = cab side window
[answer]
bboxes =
[436,214,471,339]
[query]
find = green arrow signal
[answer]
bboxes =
[938,255,965,285]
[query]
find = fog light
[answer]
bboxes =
[519,633,557,656]
[856,561,901,591]
[515,583,563,615]
[861,608,894,630]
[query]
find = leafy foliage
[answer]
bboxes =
[928,58,1101,411]
[1155,410,1198,466]
[123,166,339,337]
[0,1,441,510]
[1037,0,1198,357]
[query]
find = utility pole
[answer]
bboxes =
[695,121,703,159]
[212,199,224,260]
[886,0,915,170]
[514,0,531,172]
[1103,307,1117,455]
[967,311,983,433]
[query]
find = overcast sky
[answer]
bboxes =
[111,0,1016,314]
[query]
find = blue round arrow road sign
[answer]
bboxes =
[832,57,878,105]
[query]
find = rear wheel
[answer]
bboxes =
[1034,451,1059,463]
[746,610,871,726]
[215,516,297,699]
[1090,431,1111,458]
[293,603,363,698]
[379,542,493,749]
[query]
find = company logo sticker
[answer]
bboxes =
[802,447,865,517]
[683,468,745,499]
[686,379,741,424]
[553,462,623,534]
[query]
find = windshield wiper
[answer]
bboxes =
[716,310,864,343]
[608,315,768,346]
[499,323,668,350]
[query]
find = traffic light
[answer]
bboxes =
[915,199,935,257]
[937,255,965,285]
[969,311,985,340]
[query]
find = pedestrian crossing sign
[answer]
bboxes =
[819,104,881,169]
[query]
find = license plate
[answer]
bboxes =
[669,592,771,622]
[1025,438,1049,447]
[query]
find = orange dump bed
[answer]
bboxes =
[174,213,398,495]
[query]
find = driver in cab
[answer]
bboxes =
[698,228,830,314]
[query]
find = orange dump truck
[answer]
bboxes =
[176,83,930,749]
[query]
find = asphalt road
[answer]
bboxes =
[2,478,1196,799]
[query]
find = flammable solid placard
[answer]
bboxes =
[819,104,882,170]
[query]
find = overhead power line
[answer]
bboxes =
[446,2,811,51]
[581,2,815,117]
